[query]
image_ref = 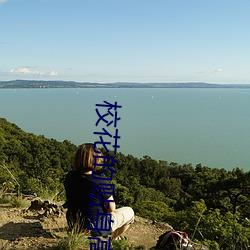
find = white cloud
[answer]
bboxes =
[10,68,31,74]
[0,0,8,5]
[198,68,224,75]
[9,67,58,77]
[214,68,223,73]
[50,70,58,76]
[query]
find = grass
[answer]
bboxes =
[57,236,146,250]
[56,230,89,250]
[56,221,90,250]
[39,188,65,203]
[0,196,12,204]
[0,194,29,208]
[10,196,30,208]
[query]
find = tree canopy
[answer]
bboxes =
[0,117,249,249]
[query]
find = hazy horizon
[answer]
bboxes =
[1,79,250,86]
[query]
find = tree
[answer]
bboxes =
[220,168,250,216]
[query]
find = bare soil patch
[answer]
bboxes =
[0,201,172,250]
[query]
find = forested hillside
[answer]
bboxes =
[0,117,249,249]
[0,118,77,196]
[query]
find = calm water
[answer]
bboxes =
[0,88,250,171]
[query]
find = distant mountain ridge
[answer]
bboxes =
[1,80,250,88]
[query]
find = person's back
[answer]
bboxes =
[64,169,112,233]
[64,170,90,215]
[64,143,134,239]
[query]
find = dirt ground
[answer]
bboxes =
[0,200,173,250]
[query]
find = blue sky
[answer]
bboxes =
[1,0,250,83]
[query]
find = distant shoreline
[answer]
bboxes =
[1,80,250,89]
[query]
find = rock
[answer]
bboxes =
[28,199,44,210]
[28,199,63,217]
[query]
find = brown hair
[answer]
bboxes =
[73,144,104,172]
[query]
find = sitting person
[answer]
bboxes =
[64,143,134,239]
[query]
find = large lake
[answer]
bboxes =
[0,88,250,171]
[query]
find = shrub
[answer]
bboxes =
[133,201,173,221]
[57,230,89,250]
[10,196,29,208]
[0,195,12,204]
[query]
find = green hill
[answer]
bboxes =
[1,80,250,88]
[0,117,77,196]
[0,117,250,249]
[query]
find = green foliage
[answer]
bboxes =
[200,210,250,249]
[1,117,250,247]
[166,199,250,249]
[57,231,89,250]
[57,216,90,250]
[112,182,134,207]
[10,196,29,208]
[112,239,131,250]
[201,240,220,250]
[134,201,173,221]
[0,195,12,204]
[0,117,76,196]
[1,180,15,192]
[133,185,171,205]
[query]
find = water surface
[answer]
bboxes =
[0,88,249,170]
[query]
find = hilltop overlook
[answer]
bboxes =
[0,117,250,249]
[0,201,175,249]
